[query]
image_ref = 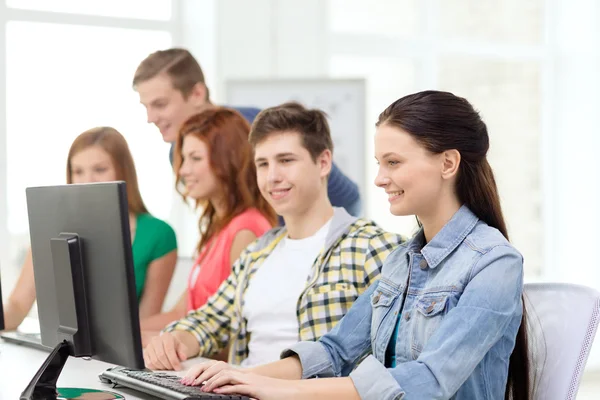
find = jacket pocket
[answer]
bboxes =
[415,294,448,317]
[411,293,450,358]
[370,288,397,345]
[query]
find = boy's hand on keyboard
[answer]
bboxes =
[181,360,238,386]
[140,330,159,348]
[143,332,189,371]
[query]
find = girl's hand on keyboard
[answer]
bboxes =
[181,360,238,386]
[201,370,299,400]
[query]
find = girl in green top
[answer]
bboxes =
[2,127,178,331]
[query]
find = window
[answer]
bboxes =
[329,0,419,38]
[438,58,542,276]
[1,3,178,302]
[329,1,545,278]
[6,0,172,20]
[6,21,172,236]
[438,0,543,45]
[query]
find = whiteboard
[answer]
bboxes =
[226,78,367,206]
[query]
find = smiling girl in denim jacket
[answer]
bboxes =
[180,90,531,400]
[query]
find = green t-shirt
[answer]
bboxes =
[131,213,177,300]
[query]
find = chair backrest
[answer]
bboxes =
[524,282,600,400]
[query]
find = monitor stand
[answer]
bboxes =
[20,340,70,399]
[19,340,125,400]
[20,234,101,400]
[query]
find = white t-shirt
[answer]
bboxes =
[240,219,331,367]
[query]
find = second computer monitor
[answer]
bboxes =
[26,181,144,369]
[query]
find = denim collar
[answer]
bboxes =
[407,205,479,269]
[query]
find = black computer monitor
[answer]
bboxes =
[21,182,145,399]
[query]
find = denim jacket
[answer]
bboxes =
[282,206,524,400]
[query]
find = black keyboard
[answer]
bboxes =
[99,366,251,400]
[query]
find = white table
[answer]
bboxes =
[0,339,209,399]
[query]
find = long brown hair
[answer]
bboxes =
[66,127,148,215]
[173,108,277,253]
[377,90,530,400]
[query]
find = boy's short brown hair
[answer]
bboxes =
[249,102,333,162]
[133,48,209,100]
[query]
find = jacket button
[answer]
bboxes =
[426,301,436,313]
[419,259,428,270]
[372,293,381,304]
[404,311,411,321]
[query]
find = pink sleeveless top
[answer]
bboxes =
[187,208,272,311]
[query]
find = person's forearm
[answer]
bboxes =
[138,303,161,320]
[248,357,303,380]
[4,249,37,331]
[292,377,360,400]
[140,310,183,331]
[138,287,167,320]
[172,330,201,358]
[2,301,29,331]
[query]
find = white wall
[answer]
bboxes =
[214,0,329,95]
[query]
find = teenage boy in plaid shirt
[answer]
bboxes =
[144,102,404,370]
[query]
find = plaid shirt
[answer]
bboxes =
[165,215,403,365]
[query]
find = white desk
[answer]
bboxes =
[0,339,208,399]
